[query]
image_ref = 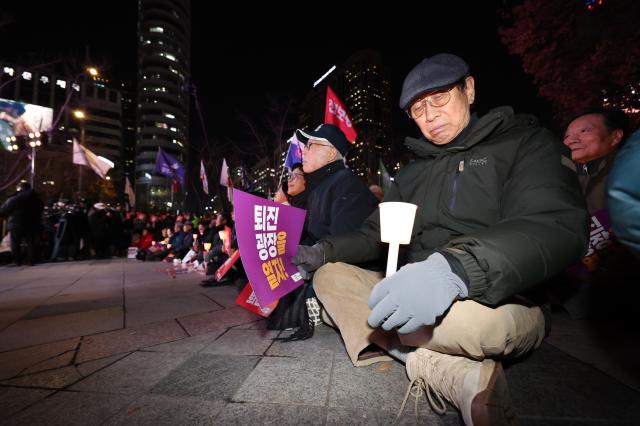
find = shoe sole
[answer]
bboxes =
[470,362,516,426]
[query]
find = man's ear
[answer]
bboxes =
[611,129,624,148]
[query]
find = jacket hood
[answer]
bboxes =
[404,106,538,159]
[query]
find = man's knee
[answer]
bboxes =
[313,262,349,295]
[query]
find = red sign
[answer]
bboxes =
[236,282,279,317]
[325,85,357,143]
[214,249,240,281]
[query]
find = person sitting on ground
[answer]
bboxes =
[559,107,638,318]
[293,53,588,425]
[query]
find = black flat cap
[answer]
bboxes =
[296,124,350,156]
[399,53,469,110]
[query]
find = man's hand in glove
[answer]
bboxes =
[292,243,325,273]
[367,252,468,334]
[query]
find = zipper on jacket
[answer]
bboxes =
[449,160,464,211]
[582,163,589,176]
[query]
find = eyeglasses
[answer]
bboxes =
[287,172,303,181]
[407,86,456,119]
[303,141,333,150]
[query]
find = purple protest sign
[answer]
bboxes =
[233,189,307,306]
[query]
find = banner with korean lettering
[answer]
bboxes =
[233,189,306,306]
[325,85,357,143]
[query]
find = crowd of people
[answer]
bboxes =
[2,52,639,426]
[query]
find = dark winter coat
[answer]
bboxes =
[323,107,589,306]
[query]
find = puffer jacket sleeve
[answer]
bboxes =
[444,128,589,306]
[323,175,404,264]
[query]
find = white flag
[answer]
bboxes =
[220,158,230,187]
[72,139,112,179]
[200,160,209,194]
[125,176,136,208]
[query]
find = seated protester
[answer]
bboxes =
[154,222,184,262]
[194,222,208,262]
[201,212,233,287]
[560,107,638,317]
[175,222,195,260]
[293,53,588,424]
[608,128,640,258]
[269,125,378,338]
[286,162,308,209]
[134,228,153,260]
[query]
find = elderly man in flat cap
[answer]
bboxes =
[293,53,588,425]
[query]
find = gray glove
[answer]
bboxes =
[292,243,325,273]
[367,252,468,334]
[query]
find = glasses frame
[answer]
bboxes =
[406,85,458,119]
[287,172,304,181]
[303,141,333,150]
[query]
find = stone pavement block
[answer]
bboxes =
[233,356,332,406]
[75,353,129,377]
[0,387,53,418]
[200,329,280,356]
[265,325,341,359]
[0,286,66,309]
[75,319,186,363]
[213,402,325,425]
[0,337,79,380]
[125,294,222,328]
[22,351,74,375]
[177,307,261,336]
[0,307,123,352]
[2,366,82,389]
[232,319,269,330]
[328,358,410,411]
[200,286,241,308]
[0,308,31,332]
[151,354,259,400]
[145,330,225,353]
[71,351,190,395]
[24,297,122,319]
[3,390,135,426]
[326,406,461,425]
[105,394,225,426]
[44,285,123,306]
[506,344,640,422]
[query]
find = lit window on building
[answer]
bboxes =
[3,67,14,76]
[155,122,168,129]
[164,113,175,119]
[22,71,32,80]
[72,83,80,92]
[40,76,49,84]
[56,79,66,89]
[150,26,164,33]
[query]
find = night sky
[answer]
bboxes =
[1,1,554,150]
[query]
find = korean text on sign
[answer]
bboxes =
[254,206,289,289]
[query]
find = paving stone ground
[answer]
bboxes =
[0,259,638,425]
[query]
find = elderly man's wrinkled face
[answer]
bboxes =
[563,114,622,164]
[411,76,475,145]
[302,139,337,173]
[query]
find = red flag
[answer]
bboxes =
[172,178,180,193]
[325,86,357,143]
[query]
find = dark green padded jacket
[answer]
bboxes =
[322,106,589,306]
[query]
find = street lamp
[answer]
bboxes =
[73,110,86,194]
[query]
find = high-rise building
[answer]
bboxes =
[298,50,394,183]
[136,0,191,209]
